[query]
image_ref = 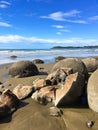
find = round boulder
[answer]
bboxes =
[10,55,17,59]
[82,58,98,72]
[55,56,65,62]
[32,59,44,64]
[87,69,98,112]
[8,60,39,77]
[51,58,88,78]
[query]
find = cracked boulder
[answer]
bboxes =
[51,58,88,79]
[0,89,20,117]
[13,84,33,100]
[54,72,85,107]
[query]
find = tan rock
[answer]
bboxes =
[87,69,98,112]
[13,84,33,99]
[31,86,54,104]
[54,72,85,106]
[82,58,98,72]
[46,67,73,85]
[32,78,45,90]
[51,58,88,79]
[0,89,19,111]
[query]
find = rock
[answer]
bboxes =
[86,121,95,128]
[54,72,85,107]
[32,78,45,90]
[55,56,65,62]
[0,104,11,118]
[82,58,98,72]
[8,60,39,77]
[0,82,2,85]
[0,84,5,92]
[31,86,54,105]
[13,84,33,99]
[87,69,98,112]
[92,56,98,60]
[46,67,73,85]
[51,58,88,79]
[49,106,62,116]
[0,89,19,114]
[10,55,17,59]
[32,59,44,64]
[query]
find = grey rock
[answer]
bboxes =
[82,58,98,72]
[8,60,39,77]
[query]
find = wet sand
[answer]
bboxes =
[0,62,98,130]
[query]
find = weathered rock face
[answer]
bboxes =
[46,67,73,85]
[54,72,85,107]
[8,60,39,77]
[31,86,54,105]
[82,58,98,72]
[0,89,20,117]
[31,67,85,107]
[32,78,45,90]
[32,59,44,64]
[51,58,88,79]
[13,84,33,99]
[55,56,66,62]
[87,69,98,112]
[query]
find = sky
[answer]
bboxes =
[0,0,98,49]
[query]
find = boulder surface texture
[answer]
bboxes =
[8,60,39,77]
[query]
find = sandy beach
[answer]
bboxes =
[0,61,98,130]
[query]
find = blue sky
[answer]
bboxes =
[0,0,98,49]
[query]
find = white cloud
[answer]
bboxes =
[1,1,11,5]
[0,1,11,8]
[56,32,62,35]
[89,16,98,21]
[0,22,12,27]
[41,11,65,21]
[40,10,87,24]
[64,19,87,24]
[60,29,71,33]
[52,25,64,29]
[63,10,80,17]
[0,35,98,46]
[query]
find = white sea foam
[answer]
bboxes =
[0,48,98,65]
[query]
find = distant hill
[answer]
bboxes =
[51,46,98,49]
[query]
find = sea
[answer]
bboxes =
[0,48,98,65]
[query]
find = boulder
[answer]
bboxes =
[10,55,17,59]
[46,67,73,85]
[55,56,65,62]
[32,78,45,90]
[51,58,88,79]
[31,86,54,105]
[54,72,85,107]
[0,89,20,117]
[82,58,98,72]
[13,84,33,99]
[87,69,98,112]
[32,59,44,64]
[8,60,39,77]
[92,56,98,60]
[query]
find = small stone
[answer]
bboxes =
[86,121,95,128]
[49,106,63,117]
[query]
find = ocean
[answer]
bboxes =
[0,48,98,65]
